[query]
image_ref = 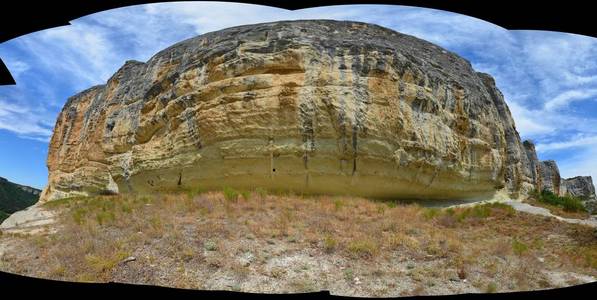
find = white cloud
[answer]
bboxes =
[507,101,554,137]
[543,89,597,111]
[13,21,122,89]
[536,134,597,152]
[0,99,53,138]
[4,60,29,80]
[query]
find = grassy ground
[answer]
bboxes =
[0,189,596,296]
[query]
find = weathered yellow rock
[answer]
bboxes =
[41,20,537,202]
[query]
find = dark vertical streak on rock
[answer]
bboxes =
[337,54,348,172]
[350,49,371,176]
[184,110,202,150]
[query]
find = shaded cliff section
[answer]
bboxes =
[523,140,596,212]
[36,20,582,203]
[0,177,40,222]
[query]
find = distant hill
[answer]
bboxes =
[0,177,40,222]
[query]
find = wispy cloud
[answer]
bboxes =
[507,101,554,136]
[15,22,121,88]
[543,89,597,111]
[3,60,29,80]
[536,134,597,152]
[0,98,52,138]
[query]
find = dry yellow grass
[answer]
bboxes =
[0,189,596,296]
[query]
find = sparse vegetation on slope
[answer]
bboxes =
[526,189,589,219]
[0,177,40,222]
[0,211,9,223]
[0,190,596,296]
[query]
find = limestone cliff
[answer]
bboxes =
[523,140,542,192]
[562,176,596,200]
[41,20,539,202]
[520,140,596,213]
[538,160,561,195]
[561,176,597,213]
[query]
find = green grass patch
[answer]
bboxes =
[512,238,528,255]
[531,189,586,212]
[486,282,498,293]
[386,201,397,208]
[333,199,345,211]
[223,187,239,202]
[323,234,337,253]
[422,208,441,220]
[204,239,218,251]
[85,250,130,273]
[347,239,378,258]
[255,187,268,199]
[185,186,205,199]
[240,190,251,201]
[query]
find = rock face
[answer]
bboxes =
[41,20,541,202]
[562,176,597,213]
[523,140,542,191]
[562,176,596,200]
[521,140,596,213]
[538,160,561,195]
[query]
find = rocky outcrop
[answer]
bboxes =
[521,141,596,214]
[41,20,542,202]
[562,176,596,200]
[523,140,542,191]
[538,160,561,195]
[562,176,597,213]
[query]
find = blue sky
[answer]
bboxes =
[0,2,596,190]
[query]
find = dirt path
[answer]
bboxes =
[502,200,597,228]
[418,197,597,229]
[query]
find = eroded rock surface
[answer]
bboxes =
[538,160,561,195]
[562,176,597,213]
[41,20,540,202]
[523,140,542,191]
[562,176,596,200]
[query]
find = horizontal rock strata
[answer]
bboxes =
[39,20,564,202]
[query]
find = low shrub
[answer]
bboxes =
[204,239,218,251]
[533,189,586,212]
